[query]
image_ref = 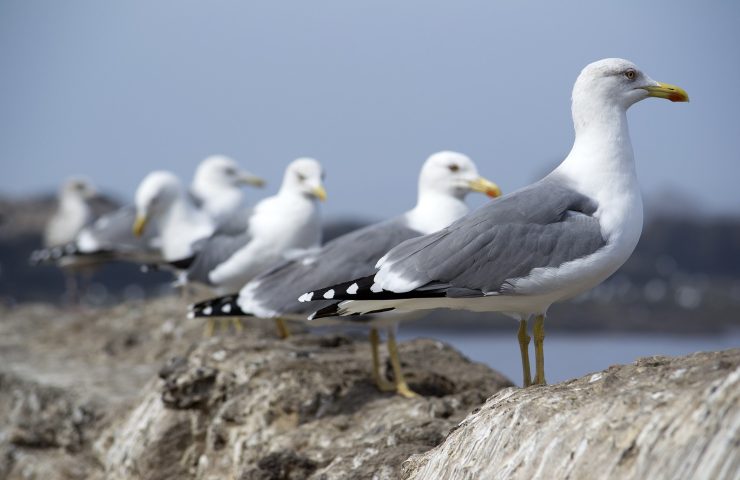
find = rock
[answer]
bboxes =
[401,348,740,480]
[2,298,737,479]
[0,299,512,479]
[0,373,98,451]
[97,333,512,480]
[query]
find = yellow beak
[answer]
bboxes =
[312,185,328,201]
[468,177,502,198]
[238,172,266,188]
[132,214,148,237]
[642,82,689,102]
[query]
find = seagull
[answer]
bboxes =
[188,151,501,395]
[40,177,107,300]
[301,58,689,387]
[43,177,98,248]
[183,158,327,337]
[190,155,265,233]
[30,155,264,268]
[132,170,217,262]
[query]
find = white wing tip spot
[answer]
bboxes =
[299,292,314,303]
[346,283,358,294]
[202,306,213,315]
[370,283,383,293]
[323,289,335,299]
[221,303,232,314]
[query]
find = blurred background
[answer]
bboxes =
[1,1,738,383]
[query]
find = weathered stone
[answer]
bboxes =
[402,349,740,480]
[1,299,737,480]
[98,334,512,480]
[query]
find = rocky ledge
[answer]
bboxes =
[402,348,739,480]
[0,299,737,480]
[0,299,511,479]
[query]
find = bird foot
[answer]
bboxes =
[373,378,396,392]
[395,382,419,399]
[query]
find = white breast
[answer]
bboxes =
[506,131,645,305]
[208,194,321,291]
[159,202,215,261]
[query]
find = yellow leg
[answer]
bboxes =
[369,328,395,392]
[386,328,418,398]
[275,318,291,339]
[533,314,547,385]
[518,319,533,387]
[230,317,243,333]
[218,318,229,333]
[203,318,216,337]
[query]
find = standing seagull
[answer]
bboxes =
[190,155,265,232]
[303,58,689,387]
[189,151,500,395]
[41,177,113,300]
[43,177,98,248]
[132,171,217,262]
[183,158,326,336]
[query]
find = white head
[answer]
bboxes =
[279,157,327,201]
[418,151,501,200]
[133,171,183,236]
[572,58,689,131]
[60,177,96,202]
[193,155,265,192]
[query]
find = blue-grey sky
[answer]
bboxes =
[1,1,738,220]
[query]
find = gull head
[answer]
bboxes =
[281,157,327,201]
[573,58,689,112]
[194,155,265,190]
[133,171,182,237]
[419,151,501,200]
[61,177,96,201]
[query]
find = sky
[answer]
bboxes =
[1,1,738,220]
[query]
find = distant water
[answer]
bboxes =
[398,329,740,386]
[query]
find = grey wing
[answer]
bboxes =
[244,217,421,316]
[80,206,160,256]
[31,205,162,266]
[373,175,606,295]
[87,194,121,220]
[186,230,253,285]
[213,206,252,235]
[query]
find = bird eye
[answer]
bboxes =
[224,167,236,176]
[624,69,637,80]
[296,172,307,182]
[448,164,460,172]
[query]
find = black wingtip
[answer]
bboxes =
[309,302,397,321]
[309,302,342,320]
[301,274,378,303]
[168,255,196,270]
[188,294,252,319]
[29,244,74,265]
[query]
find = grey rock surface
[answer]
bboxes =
[402,348,740,480]
[2,298,737,480]
[98,334,511,479]
[0,298,512,479]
